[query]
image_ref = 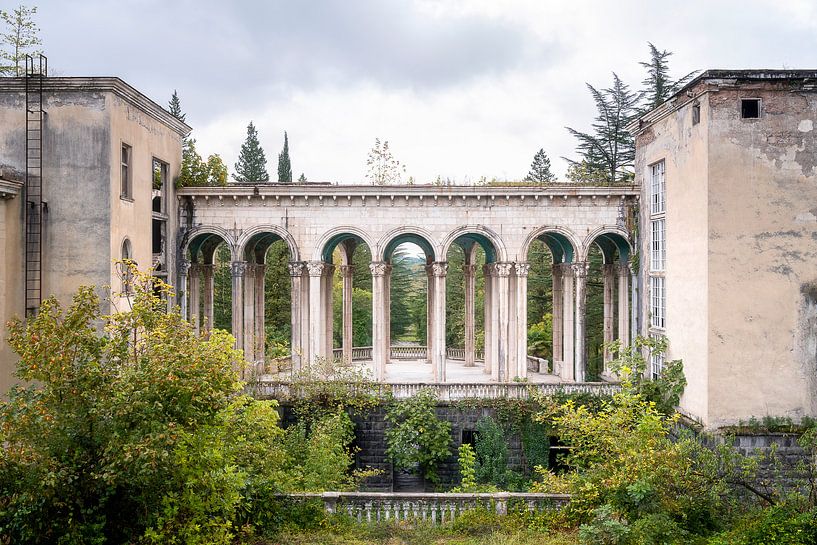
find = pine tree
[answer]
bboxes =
[168,90,186,123]
[0,5,42,76]
[565,73,639,183]
[297,173,307,184]
[233,122,269,183]
[524,149,555,184]
[639,42,697,112]
[277,131,292,184]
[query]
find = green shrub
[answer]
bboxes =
[714,506,817,545]
[578,505,630,545]
[475,415,510,488]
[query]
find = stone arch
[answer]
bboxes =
[184,226,236,263]
[376,226,439,262]
[520,226,580,264]
[237,224,300,264]
[313,226,377,263]
[581,226,632,264]
[440,225,507,263]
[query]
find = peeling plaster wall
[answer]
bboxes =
[707,85,817,427]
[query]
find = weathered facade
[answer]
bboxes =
[633,70,817,429]
[0,76,190,392]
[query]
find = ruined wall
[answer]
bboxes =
[707,84,817,427]
[0,184,24,393]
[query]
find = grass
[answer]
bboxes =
[258,526,578,545]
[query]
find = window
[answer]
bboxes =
[650,161,665,215]
[650,335,665,379]
[120,143,132,199]
[649,160,667,343]
[651,218,665,271]
[152,158,168,213]
[121,238,133,294]
[461,429,478,447]
[692,102,701,125]
[741,98,761,119]
[650,276,665,329]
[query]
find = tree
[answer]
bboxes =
[365,138,405,185]
[524,148,556,184]
[168,90,186,123]
[0,5,42,76]
[233,122,269,183]
[565,73,639,183]
[176,139,228,187]
[639,42,697,113]
[277,131,292,184]
[297,172,307,184]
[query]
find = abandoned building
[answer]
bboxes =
[0,62,815,431]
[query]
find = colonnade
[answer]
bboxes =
[182,255,632,383]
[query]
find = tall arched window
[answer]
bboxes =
[121,238,133,294]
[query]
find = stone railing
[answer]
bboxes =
[251,381,621,401]
[445,347,485,361]
[390,345,428,360]
[285,492,570,524]
[331,347,373,361]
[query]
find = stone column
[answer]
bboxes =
[483,264,494,375]
[370,262,389,381]
[617,263,630,350]
[514,262,530,379]
[431,262,448,382]
[188,262,201,334]
[288,262,306,371]
[463,264,477,367]
[602,263,615,372]
[254,264,266,365]
[231,261,247,351]
[340,265,354,363]
[243,264,257,362]
[494,262,513,382]
[179,259,191,323]
[561,264,575,382]
[573,262,588,383]
[307,261,327,364]
[323,263,335,359]
[385,265,392,363]
[551,263,564,368]
[202,264,215,332]
[425,264,434,364]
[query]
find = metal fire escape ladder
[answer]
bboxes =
[24,54,47,317]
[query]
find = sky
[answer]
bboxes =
[30,0,817,184]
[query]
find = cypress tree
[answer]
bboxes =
[233,122,269,183]
[524,149,555,184]
[639,42,697,112]
[168,90,186,123]
[277,131,293,184]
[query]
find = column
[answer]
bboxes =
[463,264,477,367]
[188,262,201,334]
[495,263,513,382]
[370,262,389,381]
[431,262,448,382]
[202,264,215,332]
[243,264,257,362]
[385,265,392,364]
[602,263,615,372]
[425,264,434,364]
[254,264,266,365]
[340,265,354,363]
[307,261,327,364]
[514,262,530,379]
[288,262,306,371]
[323,263,335,359]
[561,264,575,381]
[573,262,588,383]
[179,260,191,323]
[483,264,494,375]
[617,263,631,349]
[551,263,563,369]
[230,261,247,351]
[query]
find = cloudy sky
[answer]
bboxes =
[32,0,817,183]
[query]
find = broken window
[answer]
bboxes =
[692,102,701,125]
[120,143,132,199]
[741,98,761,119]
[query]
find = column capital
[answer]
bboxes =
[369,261,391,277]
[482,263,493,277]
[514,262,530,277]
[287,261,306,277]
[339,264,355,276]
[617,262,633,277]
[306,260,328,277]
[431,261,448,278]
[494,262,514,278]
[571,261,589,279]
[182,260,195,275]
[230,261,248,278]
[462,264,477,276]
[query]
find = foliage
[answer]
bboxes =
[565,73,639,183]
[452,443,483,493]
[385,388,452,484]
[168,89,186,123]
[365,138,406,185]
[0,4,42,76]
[474,416,510,489]
[278,131,293,184]
[524,148,556,184]
[527,316,553,360]
[234,121,269,183]
[298,172,307,183]
[710,505,817,545]
[639,42,697,113]
[176,138,228,188]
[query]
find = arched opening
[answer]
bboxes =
[585,232,631,380]
[525,231,576,381]
[186,232,232,336]
[120,238,133,295]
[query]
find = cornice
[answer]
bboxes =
[0,178,23,200]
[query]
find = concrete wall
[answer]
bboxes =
[0,182,24,393]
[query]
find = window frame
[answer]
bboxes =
[120,142,133,200]
[648,160,667,353]
[740,98,762,120]
[121,237,133,295]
